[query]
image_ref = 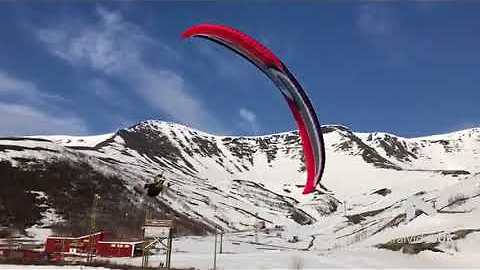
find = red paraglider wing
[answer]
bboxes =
[182,23,325,195]
[182,24,284,71]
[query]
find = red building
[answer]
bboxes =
[44,231,142,257]
[0,248,47,262]
[96,241,143,257]
[45,232,105,255]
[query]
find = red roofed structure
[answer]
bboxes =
[44,231,142,258]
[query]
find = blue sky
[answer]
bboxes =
[0,2,478,137]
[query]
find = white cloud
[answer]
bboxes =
[356,5,407,64]
[239,108,256,123]
[0,71,65,104]
[36,7,224,133]
[0,71,87,136]
[357,5,393,37]
[36,7,145,74]
[0,71,36,94]
[193,42,253,82]
[0,102,87,136]
[90,78,115,100]
[239,107,260,134]
[133,69,221,130]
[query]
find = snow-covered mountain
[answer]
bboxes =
[1,120,479,257]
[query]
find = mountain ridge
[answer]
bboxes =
[1,120,479,255]
[27,120,480,145]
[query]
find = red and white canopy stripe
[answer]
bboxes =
[182,24,325,194]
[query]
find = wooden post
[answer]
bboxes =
[166,228,173,269]
[143,218,173,269]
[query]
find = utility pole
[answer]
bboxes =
[219,229,223,254]
[255,213,259,243]
[88,193,100,264]
[213,226,218,270]
[142,208,149,268]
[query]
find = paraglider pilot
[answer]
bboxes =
[144,172,167,197]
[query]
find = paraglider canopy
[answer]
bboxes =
[182,24,326,194]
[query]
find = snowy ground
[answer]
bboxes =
[2,247,478,270]
[97,230,480,269]
[0,266,112,270]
